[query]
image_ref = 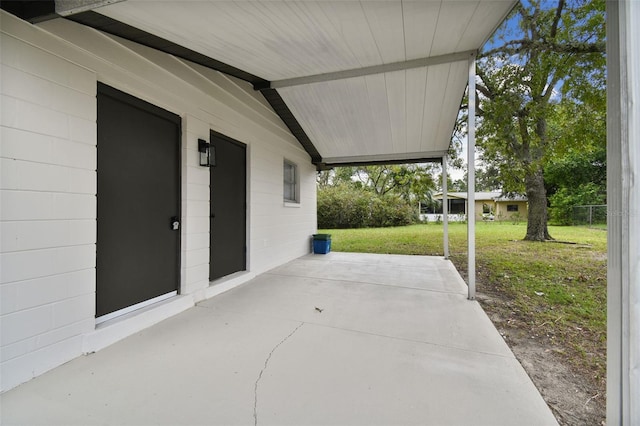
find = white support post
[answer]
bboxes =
[606,1,639,424]
[442,155,449,259]
[467,54,476,301]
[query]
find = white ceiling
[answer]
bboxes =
[93,0,515,165]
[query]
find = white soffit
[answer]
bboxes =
[94,0,515,164]
[278,61,469,161]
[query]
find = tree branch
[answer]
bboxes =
[476,84,493,100]
[542,71,563,103]
[530,3,540,41]
[518,113,531,163]
[480,39,605,58]
[476,68,497,101]
[550,0,565,39]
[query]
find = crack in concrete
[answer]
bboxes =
[253,322,304,426]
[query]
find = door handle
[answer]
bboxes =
[170,216,180,231]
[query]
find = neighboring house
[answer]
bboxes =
[425,192,528,222]
[493,194,529,221]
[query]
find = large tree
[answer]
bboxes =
[475,0,605,240]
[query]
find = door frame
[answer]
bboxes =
[96,82,182,320]
[209,129,248,281]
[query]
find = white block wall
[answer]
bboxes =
[0,30,97,391]
[0,12,317,392]
[249,146,318,272]
[181,114,214,298]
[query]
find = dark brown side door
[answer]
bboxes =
[210,131,246,281]
[96,83,181,318]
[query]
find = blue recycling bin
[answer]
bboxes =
[312,234,331,254]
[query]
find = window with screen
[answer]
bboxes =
[283,160,299,203]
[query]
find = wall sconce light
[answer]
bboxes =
[198,139,211,167]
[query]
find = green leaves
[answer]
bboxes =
[548,183,606,225]
[467,0,605,239]
[476,0,605,158]
[317,185,417,229]
[317,164,437,204]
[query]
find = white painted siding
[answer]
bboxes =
[180,114,213,298]
[249,143,317,273]
[0,11,316,392]
[0,25,97,391]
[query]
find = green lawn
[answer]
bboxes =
[319,222,607,379]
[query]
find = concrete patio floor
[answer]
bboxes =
[1,252,558,425]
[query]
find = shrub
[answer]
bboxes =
[317,185,417,229]
[549,183,606,225]
[369,194,417,227]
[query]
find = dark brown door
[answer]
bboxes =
[210,131,246,281]
[96,83,181,318]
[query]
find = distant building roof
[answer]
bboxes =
[434,191,501,201]
[433,191,527,202]
[494,194,528,202]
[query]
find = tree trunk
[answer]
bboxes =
[524,167,553,241]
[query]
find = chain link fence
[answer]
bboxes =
[573,204,607,228]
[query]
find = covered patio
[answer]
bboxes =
[1,1,637,423]
[0,253,557,425]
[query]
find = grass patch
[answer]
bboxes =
[320,222,607,381]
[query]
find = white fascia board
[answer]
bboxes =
[322,151,448,166]
[55,0,127,16]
